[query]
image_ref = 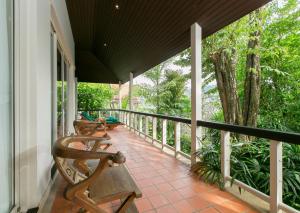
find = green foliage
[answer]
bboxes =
[122,95,128,109]
[180,134,192,154]
[77,83,114,110]
[193,136,300,209]
[190,0,300,209]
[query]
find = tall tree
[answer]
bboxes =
[243,9,262,127]
[138,62,166,114]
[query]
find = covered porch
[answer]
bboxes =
[7,0,300,212]
[47,126,259,213]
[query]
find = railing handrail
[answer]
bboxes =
[79,108,300,145]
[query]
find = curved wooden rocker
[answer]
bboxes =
[53,136,142,213]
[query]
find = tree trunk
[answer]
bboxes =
[210,48,243,125]
[243,10,262,128]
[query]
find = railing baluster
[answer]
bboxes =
[129,112,132,130]
[221,131,231,187]
[145,116,149,137]
[174,122,181,158]
[270,140,282,213]
[162,119,167,149]
[152,117,157,143]
[135,113,138,132]
[139,115,143,136]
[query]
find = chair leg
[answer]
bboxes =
[75,192,106,213]
[115,194,136,213]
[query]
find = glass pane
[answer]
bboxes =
[57,50,63,138]
[0,0,14,211]
[63,61,68,135]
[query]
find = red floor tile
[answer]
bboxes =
[186,196,211,210]
[172,200,196,213]
[148,194,169,208]
[156,204,177,213]
[163,190,183,203]
[155,183,174,193]
[135,198,153,212]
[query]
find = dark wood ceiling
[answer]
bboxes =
[66,0,270,84]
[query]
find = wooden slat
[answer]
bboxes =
[89,164,142,202]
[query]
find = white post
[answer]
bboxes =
[162,119,167,149]
[134,114,139,132]
[67,65,76,134]
[125,112,128,127]
[270,140,283,213]
[75,77,78,117]
[129,72,133,130]
[129,113,131,129]
[118,81,122,109]
[139,115,143,135]
[191,23,202,165]
[132,113,135,131]
[152,117,157,143]
[118,81,122,120]
[145,116,149,137]
[221,131,231,187]
[174,122,181,157]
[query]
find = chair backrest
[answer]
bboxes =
[53,137,87,185]
[81,111,95,121]
[73,120,106,136]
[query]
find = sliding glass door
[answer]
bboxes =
[55,45,69,139]
[0,0,14,212]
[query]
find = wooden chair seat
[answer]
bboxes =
[90,164,142,203]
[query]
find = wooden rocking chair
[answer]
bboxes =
[73,120,110,138]
[53,136,142,213]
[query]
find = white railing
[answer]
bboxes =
[79,109,300,213]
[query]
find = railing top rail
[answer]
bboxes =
[79,109,300,145]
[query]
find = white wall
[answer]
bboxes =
[15,0,75,210]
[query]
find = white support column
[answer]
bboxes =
[270,140,283,213]
[118,81,122,109]
[191,23,202,165]
[118,81,122,120]
[174,122,181,157]
[162,119,167,149]
[221,131,231,187]
[75,77,78,117]
[152,117,157,143]
[67,65,76,134]
[128,72,133,129]
[145,116,149,137]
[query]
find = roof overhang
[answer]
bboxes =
[66,0,270,84]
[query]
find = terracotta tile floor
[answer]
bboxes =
[51,127,258,213]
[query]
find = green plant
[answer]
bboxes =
[192,135,300,210]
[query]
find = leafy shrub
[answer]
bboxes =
[192,134,300,210]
